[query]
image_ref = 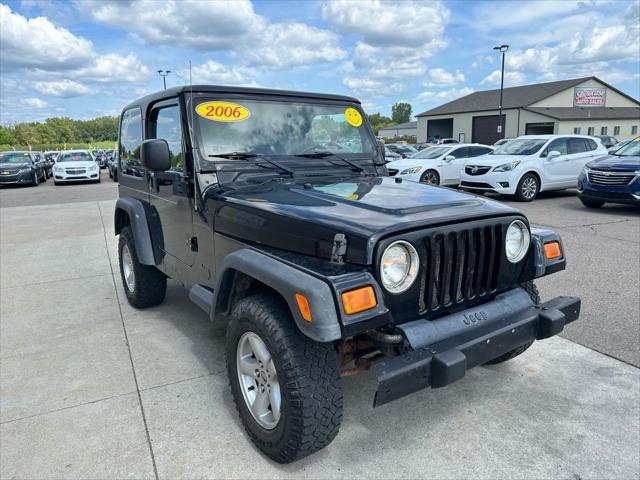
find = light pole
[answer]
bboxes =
[493,44,509,139]
[157,70,171,90]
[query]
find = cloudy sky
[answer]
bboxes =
[1,0,639,124]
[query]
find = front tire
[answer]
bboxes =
[226,293,343,463]
[515,173,539,201]
[484,281,540,365]
[420,169,440,185]
[580,198,604,209]
[118,225,166,308]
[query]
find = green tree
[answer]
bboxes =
[391,102,412,124]
[366,113,393,135]
[0,126,15,145]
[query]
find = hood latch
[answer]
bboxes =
[330,233,347,264]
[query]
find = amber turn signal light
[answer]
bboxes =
[295,293,312,322]
[544,241,561,260]
[342,286,377,315]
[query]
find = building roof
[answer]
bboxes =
[525,107,640,120]
[379,121,417,131]
[416,76,639,117]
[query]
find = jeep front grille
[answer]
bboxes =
[420,225,503,314]
[588,171,636,185]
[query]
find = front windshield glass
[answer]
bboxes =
[195,98,374,160]
[0,152,31,163]
[492,139,546,155]
[614,139,639,156]
[58,152,93,162]
[412,146,451,159]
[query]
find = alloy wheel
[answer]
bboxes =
[522,177,537,199]
[121,244,135,293]
[236,331,281,430]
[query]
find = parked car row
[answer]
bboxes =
[0,151,49,186]
[384,134,639,208]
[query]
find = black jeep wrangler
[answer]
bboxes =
[114,86,580,463]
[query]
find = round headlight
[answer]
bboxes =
[380,240,419,293]
[505,220,530,263]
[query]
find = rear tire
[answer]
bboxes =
[118,225,166,308]
[515,173,539,201]
[484,281,540,365]
[580,198,604,209]
[31,170,39,186]
[226,293,343,463]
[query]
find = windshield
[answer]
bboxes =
[393,145,417,154]
[614,139,639,156]
[492,139,547,155]
[412,146,452,159]
[195,98,374,163]
[0,152,31,164]
[58,152,93,162]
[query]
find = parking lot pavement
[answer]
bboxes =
[0,194,638,479]
[499,190,640,367]
[0,169,116,208]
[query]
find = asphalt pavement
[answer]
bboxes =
[0,181,638,479]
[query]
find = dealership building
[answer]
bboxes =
[416,76,640,145]
[378,121,418,139]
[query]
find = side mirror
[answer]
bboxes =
[141,139,171,171]
[444,155,455,161]
[546,150,561,160]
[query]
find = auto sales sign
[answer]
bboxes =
[574,87,607,107]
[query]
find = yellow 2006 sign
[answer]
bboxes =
[195,101,251,122]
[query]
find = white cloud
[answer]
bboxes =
[90,0,264,51]
[33,79,91,97]
[177,60,255,86]
[0,4,93,71]
[417,87,474,104]
[88,0,345,69]
[480,70,526,87]
[24,98,47,108]
[76,54,151,83]
[322,0,450,50]
[242,23,346,69]
[343,78,405,96]
[423,68,465,86]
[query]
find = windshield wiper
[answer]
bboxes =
[295,151,365,173]
[208,152,293,176]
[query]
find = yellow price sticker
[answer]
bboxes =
[345,107,363,127]
[195,101,251,122]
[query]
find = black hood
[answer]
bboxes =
[0,162,31,171]
[212,175,521,265]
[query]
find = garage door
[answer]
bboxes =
[427,118,453,141]
[525,122,555,135]
[472,115,505,145]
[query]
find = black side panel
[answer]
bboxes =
[114,197,157,265]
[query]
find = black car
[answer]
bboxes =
[33,151,52,178]
[0,151,47,186]
[114,86,580,463]
[92,150,108,168]
[44,151,58,171]
[595,135,618,149]
[107,154,118,181]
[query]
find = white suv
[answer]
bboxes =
[459,135,607,201]
[385,143,494,186]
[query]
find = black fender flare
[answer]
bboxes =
[213,249,342,342]
[114,197,159,265]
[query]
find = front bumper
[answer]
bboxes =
[459,171,517,194]
[0,170,33,185]
[374,288,580,406]
[54,171,100,182]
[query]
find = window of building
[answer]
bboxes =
[601,126,608,135]
[613,126,620,136]
[573,127,581,134]
[119,108,144,178]
[151,104,184,172]
[632,125,638,135]
[587,127,595,136]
